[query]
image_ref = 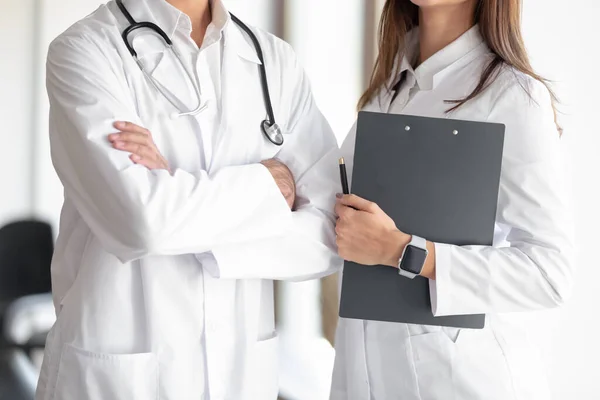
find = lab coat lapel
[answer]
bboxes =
[210,26,268,171]
[130,31,197,111]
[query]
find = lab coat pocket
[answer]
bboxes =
[53,343,158,400]
[247,333,279,399]
[407,331,457,400]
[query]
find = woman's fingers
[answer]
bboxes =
[338,194,378,213]
[335,202,355,219]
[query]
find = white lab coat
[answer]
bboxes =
[36,1,341,399]
[331,26,575,400]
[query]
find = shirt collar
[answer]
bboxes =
[391,24,486,91]
[201,0,228,49]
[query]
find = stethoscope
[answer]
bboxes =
[115,0,284,146]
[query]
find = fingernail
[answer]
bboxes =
[336,193,343,198]
[131,154,141,161]
[108,133,119,141]
[114,141,124,148]
[114,121,125,129]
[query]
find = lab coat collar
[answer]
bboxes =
[390,24,486,91]
[223,18,262,64]
[121,0,229,42]
[120,0,189,37]
[120,0,260,64]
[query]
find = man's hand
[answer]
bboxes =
[108,123,295,208]
[261,158,296,210]
[109,121,171,172]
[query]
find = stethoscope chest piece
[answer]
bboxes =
[116,0,283,146]
[262,120,284,146]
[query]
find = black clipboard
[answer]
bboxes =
[338,112,505,329]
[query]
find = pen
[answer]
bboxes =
[339,157,350,195]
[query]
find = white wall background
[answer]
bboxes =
[0,0,599,399]
[522,1,600,399]
[0,0,36,227]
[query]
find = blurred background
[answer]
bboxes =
[0,0,599,399]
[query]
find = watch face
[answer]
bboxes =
[401,245,427,275]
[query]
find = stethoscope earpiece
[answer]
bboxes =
[262,120,284,146]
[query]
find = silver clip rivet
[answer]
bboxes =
[405,126,411,131]
[453,130,459,135]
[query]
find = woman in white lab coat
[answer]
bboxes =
[331,0,574,399]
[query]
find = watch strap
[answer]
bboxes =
[409,235,427,251]
[398,267,418,279]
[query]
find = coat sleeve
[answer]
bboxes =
[199,44,343,281]
[46,35,292,264]
[430,76,575,316]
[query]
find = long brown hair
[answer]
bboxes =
[359,0,560,132]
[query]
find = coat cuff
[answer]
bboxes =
[195,164,292,278]
[196,252,220,277]
[429,242,454,317]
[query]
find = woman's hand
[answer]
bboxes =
[109,121,171,172]
[335,194,410,267]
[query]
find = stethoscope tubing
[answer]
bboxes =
[229,13,276,130]
[115,0,283,145]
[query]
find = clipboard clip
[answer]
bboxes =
[403,124,460,136]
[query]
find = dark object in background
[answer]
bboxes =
[0,220,54,400]
[0,220,53,304]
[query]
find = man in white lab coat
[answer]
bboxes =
[36,0,342,399]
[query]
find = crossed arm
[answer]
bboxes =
[48,35,342,281]
[103,114,342,281]
[108,121,296,209]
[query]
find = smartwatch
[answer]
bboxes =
[397,235,428,279]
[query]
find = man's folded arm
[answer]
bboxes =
[47,36,292,263]
[198,47,343,281]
